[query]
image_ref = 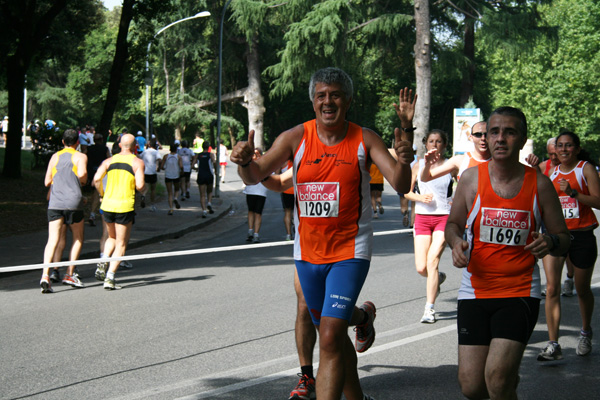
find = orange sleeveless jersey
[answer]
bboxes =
[293,120,372,264]
[457,152,490,180]
[459,163,542,299]
[282,160,294,195]
[549,161,598,230]
[369,163,384,185]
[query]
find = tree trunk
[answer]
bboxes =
[459,17,475,107]
[96,0,135,138]
[242,35,265,150]
[413,0,431,157]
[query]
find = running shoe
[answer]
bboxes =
[181,196,186,202]
[402,210,409,227]
[140,195,146,208]
[373,211,378,219]
[420,307,436,324]
[104,277,121,290]
[202,210,208,218]
[174,199,180,209]
[541,287,547,296]
[286,234,292,241]
[562,279,574,297]
[49,269,61,283]
[288,373,316,400]
[151,205,157,212]
[252,234,260,243]
[40,276,54,293]
[378,202,384,214]
[576,331,593,356]
[246,234,253,242]
[168,209,173,216]
[355,301,376,353]
[437,271,446,298]
[95,262,107,281]
[186,191,190,199]
[88,214,96,226]
[62,274,84,288]
[120,260,133,269]
[207,203,214,214]
[537,341,563,361]
[73,268,80,279]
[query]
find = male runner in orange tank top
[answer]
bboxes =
[445,107,570,399]
[231,68,415,400]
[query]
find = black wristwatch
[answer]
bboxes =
[547,233,560,251]
[570,189,578,198]
[402,127,417,133]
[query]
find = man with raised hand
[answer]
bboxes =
[93,134,145,290]
[445,107,570,399]
[231,67,415,400]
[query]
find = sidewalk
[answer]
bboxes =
[0,172,245,271]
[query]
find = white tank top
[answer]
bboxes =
[415,159,453,215]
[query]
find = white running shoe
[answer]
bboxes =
[562,278,574,297]
[576,331,593,356]
[420,307,436,324]
[537,341,563,361]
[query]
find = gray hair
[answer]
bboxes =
[547,137,557,147]
[308,67,353,102]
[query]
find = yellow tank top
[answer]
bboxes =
[101,154,136,213]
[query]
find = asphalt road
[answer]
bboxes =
[1,181,599,399]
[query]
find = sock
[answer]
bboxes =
[107,271,115,280]
[300,365,314,379]
[99,253,105,259]
[208,202,212,206]
[581,329,592,337]
[248,229,253,236]
[253,232,259,238]
[425,303,434,309]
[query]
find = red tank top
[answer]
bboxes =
[459,163,542,299]
[549,161,598,230]
[293,120,372,263]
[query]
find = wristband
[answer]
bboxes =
[570,189,578,198]
[546,233,560,251]
[402,127,417,133]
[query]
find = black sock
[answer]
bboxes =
[301,365,314,379]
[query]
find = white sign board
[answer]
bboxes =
[453,108,481,155]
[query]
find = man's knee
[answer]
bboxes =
[458,373,488,400]
[318,319,348,354]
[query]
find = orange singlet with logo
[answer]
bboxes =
[293,120,372,264]
[459,163,542,299]
[457,152,490,180]
[282,160,294,195]
[549,161,598,230]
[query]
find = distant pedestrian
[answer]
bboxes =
[178,140,194,200]
[243,148,269,243]
[280,160,294,240]
[369,163,384,219]
[1,116,8,145]
[136,131,146,153]
[160,141,182,215]
[141,139,161,212]
[86,133,111,226]
[40,129,88,293]
[93,134,145,290]
[192,141,215,218]
[219,142,229,183]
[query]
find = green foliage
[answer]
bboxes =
[486,0,600,159]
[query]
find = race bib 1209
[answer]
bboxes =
[479,207,530,246]
[297,182,339,217]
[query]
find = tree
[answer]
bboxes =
[413,0,431,155]
[0,0,101,178]
[486,0,600,160]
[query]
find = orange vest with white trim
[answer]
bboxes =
[293,120,372,263]
[549,161,598,230]
[459,163,542,299]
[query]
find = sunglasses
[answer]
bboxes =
[471,132,486,138]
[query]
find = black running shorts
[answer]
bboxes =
[457,297,540,346]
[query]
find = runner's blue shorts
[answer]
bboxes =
[295,258,370,326]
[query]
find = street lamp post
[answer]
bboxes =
[215,0,233,198]
[145,11,211,140]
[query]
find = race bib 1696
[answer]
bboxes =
[479,207,530,246]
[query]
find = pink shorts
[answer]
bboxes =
[414,214,448,235]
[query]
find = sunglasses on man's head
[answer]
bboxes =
[471,132,486,138]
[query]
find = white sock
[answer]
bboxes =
[107,271,115,280]
[425,303,434,309]
[248,229,253,236]
[253,232,259,238]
